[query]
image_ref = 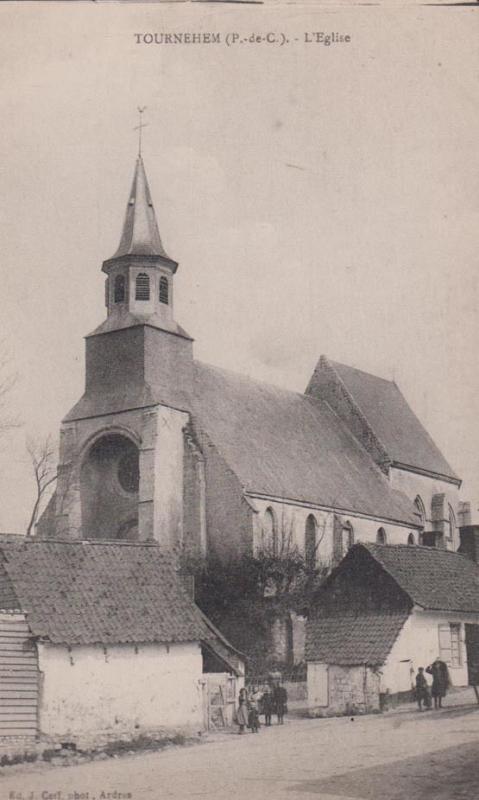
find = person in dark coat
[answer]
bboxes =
[426,658,450,709]
[415,667,431,711]
[273,683,288,724]
[262,688,273,726]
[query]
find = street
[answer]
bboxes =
[2,705,479,800]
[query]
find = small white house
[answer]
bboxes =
[306,539,479,715]
[0,537,243,744]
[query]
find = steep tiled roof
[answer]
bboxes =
[306,611,408,666]
[191,362,418,526]
[0,540,214,646]
[362,542,479,614]
[329,360,459,482]
[307,543,479,666]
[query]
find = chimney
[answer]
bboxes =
[458,526,479,563]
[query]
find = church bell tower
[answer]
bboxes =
[102,155,178,332]
[45,152,194,547]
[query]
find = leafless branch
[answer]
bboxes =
[26,435,58,536]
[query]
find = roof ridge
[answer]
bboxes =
[364,541,471,558]
[2,538,163,549]
[329,359,395,385]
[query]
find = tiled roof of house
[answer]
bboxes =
[0,539,215,646]
[362,542,479,614]
[191,362,418,526]
[329,360,459,482]
[306,543,479,666]
[306,611,408,666]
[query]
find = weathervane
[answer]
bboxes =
[135,106,148,156]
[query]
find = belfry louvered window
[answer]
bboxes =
[114,274,126,303]
[135,273,150,301]
[159,276,169,305]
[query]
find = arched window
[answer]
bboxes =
[342,521,354,553]
[135,273,150,301]
[414,496,426,528]
[159,276,169,305]
[262,508,278,556]
[305,515,317,569]
[407,532,415,546]
[447,504,456,542]
[376,527,387,544]
[80,434,139,542]
[114,274,126,303]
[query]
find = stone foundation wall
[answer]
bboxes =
[328,665,380,714]
[309,663,380,716]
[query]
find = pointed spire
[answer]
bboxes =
[111,156,172,260]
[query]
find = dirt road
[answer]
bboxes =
[2,705,479,800]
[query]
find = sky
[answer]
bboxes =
[0,2,478,532]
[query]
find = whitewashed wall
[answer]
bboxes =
[250,495,418,566]
[38,641,204,739]
[381,609,479,694]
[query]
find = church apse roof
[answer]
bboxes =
[191,362,419,527]
[325,359,459,483]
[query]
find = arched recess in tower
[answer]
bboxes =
[80,433,140,541]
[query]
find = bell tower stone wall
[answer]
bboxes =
[54,402,189,547]
[40,153,197,551]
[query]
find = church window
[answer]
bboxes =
[305,515,317,569]
[114,274,126,303]
[159,276,169,305]
[262,508,278,556]
[135,273,150,301]
[447,505,456,542]
[104,278,109,307]
[376,527,387,544]
[414,496,426,528]
[342,521,354,554]
[407,532,415,545]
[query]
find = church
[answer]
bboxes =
[38,153,463,665]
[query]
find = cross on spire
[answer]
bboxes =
[134,106,149,157]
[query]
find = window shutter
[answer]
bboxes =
[438,624,452,664]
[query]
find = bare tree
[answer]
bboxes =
[26,435,57,536]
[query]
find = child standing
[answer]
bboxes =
[415,667,431,711]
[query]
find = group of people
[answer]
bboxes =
[235,683,288,734]
[415,657,451,711]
